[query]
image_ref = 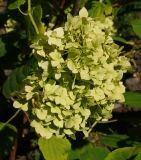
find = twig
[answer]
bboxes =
[72,0,80,16]
[88,121,98,135]
[8,110,29,160]
[28,0,39,34]
[60,0,66,9]
[9,138,18,160]
[23,111,30,123]
[0,110,21,130]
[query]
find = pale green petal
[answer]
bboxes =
[53,118,63,128]
[64,129,73,135]
[13,101,21,109]
[25,85,33,92]
[22,103,28,111]
[67,60,78,73]
[79,7,88,18]
[26,92,34,100]
[54,27,64,38]
[35,109,47,120]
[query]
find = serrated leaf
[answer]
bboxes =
[88,2,105,19]
[8,0,26,10]
[131,19,141,38]
[105,147,141,160]
[0,38,6,57]
[124,92,141,108]
[38,136,71,160]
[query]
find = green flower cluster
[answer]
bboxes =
[13,8,130,139]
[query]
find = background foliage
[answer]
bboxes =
[1,0,141,160]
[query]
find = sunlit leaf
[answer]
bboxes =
[38,136,71,160]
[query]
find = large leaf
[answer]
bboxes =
[38,136,71,160]
[124,92,141,108]
[105,147,141,160]
[101,134,129,148]
[101,133,141,148]
[2,57,37,98]
[131,19,141,38]
[8,0,26,10]
[0,122,17,159]
[135,153,141,160]
[0,38,6,58]
[69,144,110,160]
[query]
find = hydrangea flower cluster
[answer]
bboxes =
[13,8,130,139]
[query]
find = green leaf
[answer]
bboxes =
[69,144,110,160]
[105,147,141,160]
[104,4,112,15]
[0,122,17,159]
[32,5,45,34]
[124,92,141,108]
[88,2,105,20]
[2,57,37,98]
[8,0,26,10]
[113,36,134,45]
[2,67,26,98]
[25,5,45,41]
[135,153,141,160]
[101,132,141,148]
[80,0,88,7]
[0,38,6,58]
[38,136,71,160]
[131,19,141,38]
[101,134,129,148]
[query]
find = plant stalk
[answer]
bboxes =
[27,0,39,34]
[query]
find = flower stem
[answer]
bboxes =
[0,110,21,130]
[88,121,98,135]
[27,0,39,34]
